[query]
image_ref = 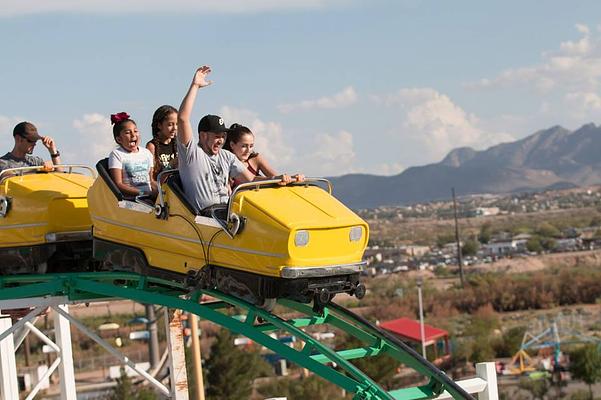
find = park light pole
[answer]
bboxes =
[416,277,426,359]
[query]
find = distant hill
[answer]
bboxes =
[330,123,601,209]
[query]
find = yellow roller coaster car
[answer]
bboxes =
[88,159,368,306]
[0,165,96,274]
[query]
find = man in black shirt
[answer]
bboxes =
[0,122,62,173]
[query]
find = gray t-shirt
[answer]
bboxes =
[177,137,246,212]
[0,152,44,173]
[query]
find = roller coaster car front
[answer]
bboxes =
[0,165,96,274]
[88,159,369,306]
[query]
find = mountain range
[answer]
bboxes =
[329,123,601,209]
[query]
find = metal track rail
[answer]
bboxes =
[0,272,473,400]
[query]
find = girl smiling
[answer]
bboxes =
[223,123,277,188]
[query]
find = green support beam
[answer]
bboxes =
[0,272,473,400]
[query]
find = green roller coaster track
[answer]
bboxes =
[0,272,473,400]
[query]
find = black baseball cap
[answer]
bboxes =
[198,115,229,134]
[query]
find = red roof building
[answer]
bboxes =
[380,317,450,364]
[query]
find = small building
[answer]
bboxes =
[555,237,581,251]
[483,241,514,255]
[400,245,430,258]
[483,234,530,256]
[467,207,501,217]
[379,318,450,365]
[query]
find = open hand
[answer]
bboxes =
[41,136,57,153]
[193,66,212,88]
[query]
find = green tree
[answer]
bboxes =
[258,375,346,399]
[470,337,496,363]
[541,237,557,251]
[491,326,527,358]
[345,335,399,389]
[461,239,480,257]
[458,307,500,363]
[436,233,455,248]
[526,237,543,253]
[569,344,601,400]
[518,376,549,400]
[478,223,493,244]
[106,369,157,400]
[205,329,272,400]
[536,222,560,238]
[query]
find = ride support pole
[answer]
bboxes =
[54,304,77,400]
[165,308,190,400]
[189,313,205,400]
[0,313,19,400]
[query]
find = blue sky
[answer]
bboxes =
[2,0,601,176]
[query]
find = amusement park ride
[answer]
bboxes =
[509,314,601,377]
[0,164,498,399]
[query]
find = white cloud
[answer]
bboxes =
[70,113,115,164]
[301,130,357,176]
[0,0,338,17]
[372,88,514,161]
[563,91,601,120]
[468,24,601,94]
[277,86,358,114]
[219,106,296,171]
[559,24,591,54]
[565,91,601,110]
[0,116,22,152]
[218,106,361,176]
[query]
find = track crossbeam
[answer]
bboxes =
[0,272,475,400]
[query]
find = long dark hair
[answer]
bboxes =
[223,123,257,159]
[150,105,178,169]
[151,105,178,138]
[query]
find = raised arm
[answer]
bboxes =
[177,66,212,146]
[41,136,62,171]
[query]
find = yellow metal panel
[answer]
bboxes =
[287,226,368,267]
[0,173,94,248]
[237,185,362,230]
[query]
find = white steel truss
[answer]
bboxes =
[0,296,189,400]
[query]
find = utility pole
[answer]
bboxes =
[146,304,160,369]
[452,187,465,287]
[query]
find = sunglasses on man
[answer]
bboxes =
[18,134,39,144]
